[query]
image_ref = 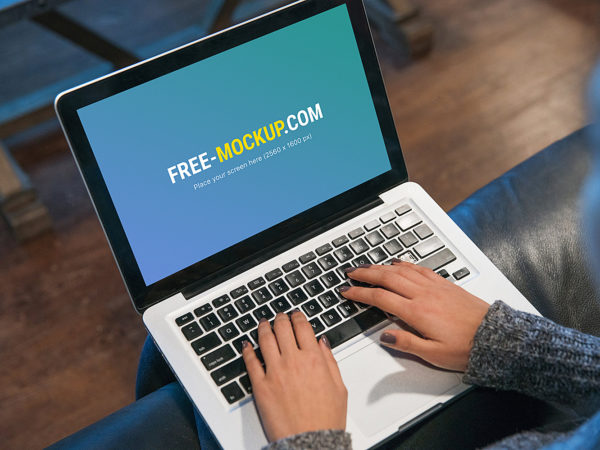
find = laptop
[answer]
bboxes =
[54,0,539,447]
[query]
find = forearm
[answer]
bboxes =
[464,301,600,405]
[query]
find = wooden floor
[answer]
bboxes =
[1,0,599,447]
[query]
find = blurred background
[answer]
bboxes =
[1,0,599,447]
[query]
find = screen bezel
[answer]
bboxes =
[55,0,408,313]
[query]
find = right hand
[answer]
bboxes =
[341,261,490,371]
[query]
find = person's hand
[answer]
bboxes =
[242,311,347,442]
[340,261,490,371]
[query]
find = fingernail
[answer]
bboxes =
[241,340,250,349]
[343,267,357,273]
[357,263,371,269]
[259,318,268,324]
[320,335,331,349]
[290,308,300,315]
[338,285,351,293]
[380,332,396,345]
[391,258,402,263]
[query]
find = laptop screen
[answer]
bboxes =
[76,4,392,286]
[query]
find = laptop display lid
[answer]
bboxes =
[55,0,408,313]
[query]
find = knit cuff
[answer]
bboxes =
[263,429,352,450]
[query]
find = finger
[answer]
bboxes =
[290,310,319,350]
[340,286,414,323]
[257,318,280,367]
[242,340,265,383]
[272,313,298,355]
[379,329,437,360]
[319,336,344,386]
[344,265,421,298]
[392,260,440,282]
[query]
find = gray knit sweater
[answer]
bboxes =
[265,301,600,449]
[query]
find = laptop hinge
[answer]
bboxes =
[181,195,384,300]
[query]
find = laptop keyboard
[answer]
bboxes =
[174,204,471,406]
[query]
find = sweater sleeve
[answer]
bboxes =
[262,430,351,450]
[463,300,600,405]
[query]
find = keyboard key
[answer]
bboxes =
[350,238,369,255]
[318,291,339,308]
[332,235,349,247]
[217,305,238,322]
[337,302,359,318]
[414,224,434,240]
[268,279,289,296]
[395,204,411,216]
[239,374,253,394]
[317,254,338,271]
[265,268,283,281]
[316,243,333,255]
[181,322,202,341]
[236,314,257,332]
[368,247,387,263]
[271,297,291,313]
[282,260,300,272]
[348,228,365,239]
[324,308,387,348]
[234,296,256,313]
[414,237,444,258]
[230,286,248,299]
[305,279,325,297]
[398,251,418,264]
[418,248,457,271]
[437,269,450,278]
[221,381,245,404]
[247,277,266,290]
[176,313,194,326]
[309,317,325,334]
[299,251,316,264]
[365,230,384,247]
[321,309,342,327]
[251,287,273,304]
[380,211,396,223]
[202,345,235,370]
[336,262,353,278]
[200,313,221,331]
[212,295,230,308]
[302,262,322,279]
[352,254,372,267]
[287,288,308,305]
[285,270,306,288]
[232,335,250,353]
[320,271,341,288]
[453,267,470,280]
[383,239,403,255]
[194,304,213,318]
[396,213,422,231]
[381,223,400,239]
[212,357,246,385]
[399,232,418,247]
[218,323,240,341]
[333,246,354,263]
[253,305,274,321]
[364,219,380,231]
[302,299,323,317]
[191,332,221,355]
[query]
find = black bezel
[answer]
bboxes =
[55,0,408,313]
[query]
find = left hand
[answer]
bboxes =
[242,311,348,442]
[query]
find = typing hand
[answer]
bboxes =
[341,261,490,371]
[242,311,347,442]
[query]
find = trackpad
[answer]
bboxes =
[338,341,461,437]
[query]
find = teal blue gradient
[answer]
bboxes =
[78,5,391,285]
